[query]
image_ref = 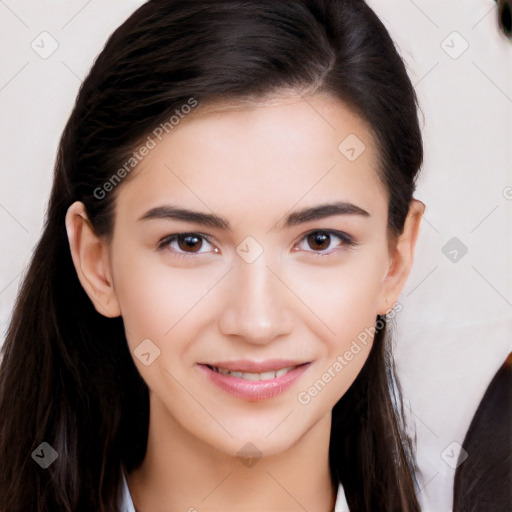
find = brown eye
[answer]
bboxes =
[157,232,217,256]
[296,229,355,255]
[177,234,203,253]
[307,231,331,251]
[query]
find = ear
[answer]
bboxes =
[377,198,425,314]
[65,201,121,318]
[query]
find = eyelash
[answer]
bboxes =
[157,230,356,259]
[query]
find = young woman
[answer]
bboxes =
[0,1,426,510]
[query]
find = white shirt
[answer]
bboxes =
[119,469,351,512]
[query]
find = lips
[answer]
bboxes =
[197,359,311,401]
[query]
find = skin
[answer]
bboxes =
[66,92,424,512]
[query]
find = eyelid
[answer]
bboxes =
[293,229,356,255]
[157,232,218,254]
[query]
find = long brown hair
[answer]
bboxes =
[0,1,423,510]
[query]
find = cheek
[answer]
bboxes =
[289,249,388,406]
[288,250,388,342]
[111,247,212,347]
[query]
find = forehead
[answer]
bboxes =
[114,93,387,226]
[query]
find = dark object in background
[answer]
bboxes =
[496,0,512,38]
[453,352,512,512]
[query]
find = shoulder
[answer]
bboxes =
[453,353,512,511]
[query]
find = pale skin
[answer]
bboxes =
[66,92,425,512]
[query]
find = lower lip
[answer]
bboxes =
[197,363,311,401]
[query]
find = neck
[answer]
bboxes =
[126,394,337,512]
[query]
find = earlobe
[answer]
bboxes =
[65,201,121,318]
[378,198,425,315]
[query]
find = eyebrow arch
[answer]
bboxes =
[138,201,370,230]
[283,202,370,227]
[138,206,230,229]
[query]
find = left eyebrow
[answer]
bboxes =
[282,202,370,227]
[137,201,370,231]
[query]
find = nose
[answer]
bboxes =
[218,256,294,345]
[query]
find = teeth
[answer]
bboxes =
[243,372,260,381]
[212,366,295,381]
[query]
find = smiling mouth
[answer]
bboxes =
[206,364,298,381]
[198,361,311,400]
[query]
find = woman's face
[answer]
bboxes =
[79,93,413,458]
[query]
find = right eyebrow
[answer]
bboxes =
[138,205,230,230]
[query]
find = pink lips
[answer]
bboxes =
[197,359,311,401]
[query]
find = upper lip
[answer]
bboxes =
[202,359,309,373]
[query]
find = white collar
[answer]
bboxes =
[119,469,350,511]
